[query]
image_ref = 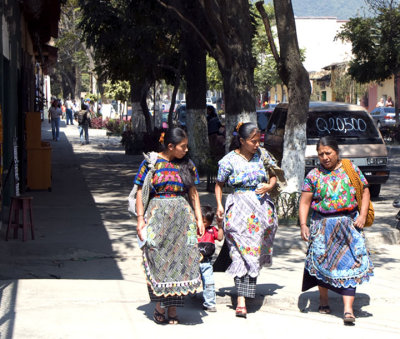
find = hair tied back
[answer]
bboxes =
[236,122,243,132]
[159,132,165,144]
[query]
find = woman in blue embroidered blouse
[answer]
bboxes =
[215,122,279,318]
[135,127,204,325]
[299,136,374,325]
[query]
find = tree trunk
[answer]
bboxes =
[74,64,81,107]
[131,80,151,134]
[162,0,257,152]
[273,0,311,192]
[183,21,209,172]
[205,0,257,151]
[394,72,399,126]
[169,82,179,127]
[220,65,257,151]
[168,55,183,127]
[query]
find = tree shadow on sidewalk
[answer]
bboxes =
[0,129,125,280]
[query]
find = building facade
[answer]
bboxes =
[0,0,61,219]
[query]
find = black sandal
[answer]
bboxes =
[153,308,168,325]
[343,312,356,324]
[318,305,331,314]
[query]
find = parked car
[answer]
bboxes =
[256,104,277,131]
[369,107,396,128]
[264,101,390,197]
[174,104,226,128]
[257,104,277,146]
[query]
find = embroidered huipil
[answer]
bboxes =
[134,157,200,196]
[302,162,368,214]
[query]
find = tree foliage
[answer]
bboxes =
[252,4,281,98]
[103,81,131,102]
[206,55,223,91]
[79,0,180,85]
[337,0,400,83]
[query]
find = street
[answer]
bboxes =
[0,121,400,338]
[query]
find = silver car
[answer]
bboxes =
[369,107,396,128]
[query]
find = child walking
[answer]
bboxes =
[198,205,224,312]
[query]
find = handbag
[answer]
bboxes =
[128,152,159,217]
[341,159,374,227]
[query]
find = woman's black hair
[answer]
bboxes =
[229,122,259,151]
[201,205,215,224]
[206,106,217,119]
[317,136,340,154]
[161,127,195,188]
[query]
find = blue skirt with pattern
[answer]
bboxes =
[303,211,374,291]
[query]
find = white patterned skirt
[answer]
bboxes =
[224,190,278,278]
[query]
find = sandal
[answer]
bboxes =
[168,307,179,325]
[318,305,331,314]
[153,308,168,325]
[235,306,247,318]
[168,316,179,325]
[343,312,355,324]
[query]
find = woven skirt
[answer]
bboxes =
[302,211,374,292]
[224,191,278,278]
[142,195,202,299]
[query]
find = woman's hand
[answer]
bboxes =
[299,192,313,242]
[137,216,146,241]
[353,214,366,229]
[300,224,310,241]
[197,218,205,237]
[354,187,370,229]
[255,182,274,196]
[216,205,224,224]
[215,181,225,223]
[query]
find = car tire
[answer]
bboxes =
[369,184,381,198]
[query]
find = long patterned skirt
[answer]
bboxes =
[142,195,202,306]
[224,191,278,278]
[302,211,374,294]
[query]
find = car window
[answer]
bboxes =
[370,108,380,115]
[257,111,269,130]
[384,107,395,113]
[307,110,379,139]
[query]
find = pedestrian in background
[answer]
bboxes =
[65,98,74,125]
[207,106,225,160]
[376,97,385,107]
[75,104,90,145]
[215,122,279,318]
[197,205,224,312]
[386,96,394,107]
[48,99,62,141]
[135,127,204,325]
[299,136,374,325]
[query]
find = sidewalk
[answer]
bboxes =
[0,121,400,338]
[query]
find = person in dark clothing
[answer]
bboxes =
[206,106,225,159]
[75,104,91,145]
